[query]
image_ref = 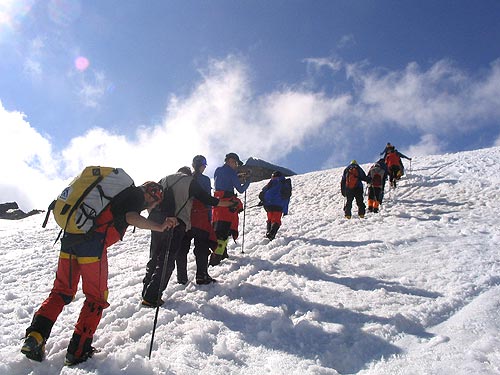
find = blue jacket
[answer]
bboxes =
[214,163,250,194]
[193,172,212,221]
[260,176,290,214]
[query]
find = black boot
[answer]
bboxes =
[65,333,97,366]
[209,252,222,266]
[265,221,272,237]
[196,273,217,285]
[266,223,281,241]
[21,331,46,362]
[210,238,228,266]
[21,314,55,362]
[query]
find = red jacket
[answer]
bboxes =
[94,205,126,249]
[191,199,217,250]
[212,191,243,240]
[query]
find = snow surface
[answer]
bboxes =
[1,147,499,375]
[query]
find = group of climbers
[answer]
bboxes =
[340,142,412,218]
[21,152,252,365]
[21,141,410,366]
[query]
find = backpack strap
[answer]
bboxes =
[53,229,63,246]
[42,200,56,228]
[41,200,64,246]
[163,175,191,218]
[62,175,105,233]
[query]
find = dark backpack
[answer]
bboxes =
[280,178,292,200]
[345,166,359,189]
[369,164,384,188]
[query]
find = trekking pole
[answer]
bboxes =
[241,190,247,254]
[148,228,173,359]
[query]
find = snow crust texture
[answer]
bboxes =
[1,147,499,374]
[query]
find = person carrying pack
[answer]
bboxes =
[22,169,177,366]
[175,156,219,285]
[209,153,249,266]
[385,148,412,188]
[141,166,237,307]
[380,142,394,159]
[258,171,292,240]
[42,166,134,240]
[340,160,371,219]
[367,159,388,213]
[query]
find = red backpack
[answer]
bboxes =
[385,152,400,168]
[345,166,359,189]
[369,164,384,188]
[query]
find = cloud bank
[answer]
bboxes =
[2,55,500,211]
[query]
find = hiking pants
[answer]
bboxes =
[344,187,366,216]
[389,165,401,184]
[266,210,283,226]
[176,228,211,281]
[28,234,109,356]
[142,223,186,303]
[368,186,384,209]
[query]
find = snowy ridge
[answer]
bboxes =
[1,147,499,375]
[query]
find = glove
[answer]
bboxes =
[228,199,239,212]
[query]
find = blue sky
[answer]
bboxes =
[1,0,500,210]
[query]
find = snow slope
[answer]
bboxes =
[1,147,499,375]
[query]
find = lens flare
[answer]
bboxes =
[0,0,34,33]
[75,56,89,71]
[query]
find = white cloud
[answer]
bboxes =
[0,100,64,211]
[3,56,500,211]
[338,34,356,49]
[0,0,35,46]
[319,57,500,165]
[0,57,352,210]
[77,70,109,108]
[405,134,446,157]
[0,0,28,28]
[467,59,500,118]
[303,57,343,73]
[23,37,45,79]
[23,58,42,78]
[346,58,500,133]
[159,57,352,169]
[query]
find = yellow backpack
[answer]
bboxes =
[42,166,134,234]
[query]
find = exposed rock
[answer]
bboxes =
[0,202,44,220]
[237,157,296,183]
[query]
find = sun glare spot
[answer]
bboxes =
[75,56,89,71]
[0,0,34,31]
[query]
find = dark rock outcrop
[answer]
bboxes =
[237,157,296,183]
[0,202,44,220]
